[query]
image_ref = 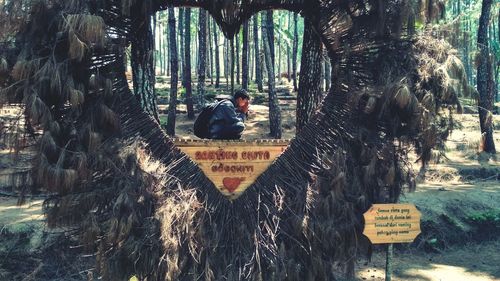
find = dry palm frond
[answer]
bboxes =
[364,96,377,114]
[104,78,113,97]
[36,154,78,193]
[86,130,102,153]
[81,214,100,250]
[0,57,8,73]
[89,74,100,92]
[74,153,89,179]
[393,83,411,109]
[421,92,435,111]
[40,131,58,160]
[68,30,87,61]
[24,92,51,126]
[157,188,203,280]
[50,65,63,99]
[66,14,106,47]
[36,59,55,80]
[445,55,466,82]
[11,59,41,81]
[69,87,84,108]
[97,103,120,133]
[0,88,5,105]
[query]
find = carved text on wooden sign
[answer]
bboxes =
[363,204,421,244]
[175,140,289,199]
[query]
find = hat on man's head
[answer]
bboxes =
[234,89,250,100]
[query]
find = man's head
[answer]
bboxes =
[234,89,250,114]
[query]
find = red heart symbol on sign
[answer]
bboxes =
[222,177,245,193]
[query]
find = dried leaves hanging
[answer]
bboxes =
[65,14,106,47]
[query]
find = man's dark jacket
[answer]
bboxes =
[208,100,245,139]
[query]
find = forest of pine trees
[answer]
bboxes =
[1,1,492,144]
[127,2,499,148]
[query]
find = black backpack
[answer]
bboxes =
[193,99,227,139]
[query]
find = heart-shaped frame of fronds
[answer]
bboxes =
[0,0,466,280]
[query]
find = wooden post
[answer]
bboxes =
[385,243,393,281]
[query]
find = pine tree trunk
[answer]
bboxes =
[166,8,179,136]
[236,33,240,85]
[208,18,214,85]
[262,11,282,139]
[197,9,207,107]
[249,23,254,82]
[287,13,291,82]
[296,18,323,132]
[179,8,184,80]
[476,0,496,153]
[131,15,159,123]
[158,18,163,75]
[254,15,263,92]
[213,19,220,88]
[292,12,299,92]
[266,12,276,66]
[225,39,229,89]
[277,15,282,80]
[230,38,235,94]
[242,20,249,90]
[163,17,172,75]
[184,8,194,119]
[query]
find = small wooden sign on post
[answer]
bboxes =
[363,204,421,281]
[363,203,421,244]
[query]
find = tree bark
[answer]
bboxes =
[225,39,229,89]
[158,16,163,75]
[208,17,214,85]
[163,15,172,75]
[184,8,194,119]
[236,32,240,85]
[476,0,496,153]
[292,12,299,92]
[230,38,235,94]
[262,11,282,139]
[266,11,276,66]
[242,20,249,90]
[213,19,221,88]
[166,8,178,136]
[131,15,159,122]
[197,8,207,107]
[287,13,291,82]
[178,8,184,80]
[254,15,264,92]
[296,17,324,132]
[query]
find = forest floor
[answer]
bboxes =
[1,78,499,280]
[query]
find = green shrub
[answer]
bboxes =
[467,210,500,229]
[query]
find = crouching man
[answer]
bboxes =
[208,89,250,140]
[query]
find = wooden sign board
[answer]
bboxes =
[363,204,421,244]
[174,139,289,200]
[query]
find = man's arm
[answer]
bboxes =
[219,103,245,137]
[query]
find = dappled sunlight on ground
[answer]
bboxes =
[357,240,500,281]
[0,198,44,230]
